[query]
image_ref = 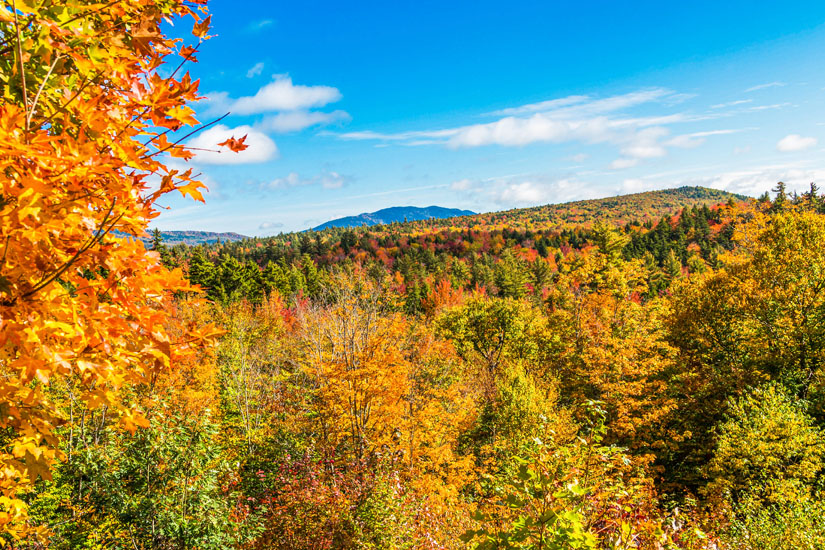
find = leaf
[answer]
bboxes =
[177,180,206,202]
[218,134,248,153]
[193,15,212,38]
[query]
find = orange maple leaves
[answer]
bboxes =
[0,0,223,539]
[218,135,250,153]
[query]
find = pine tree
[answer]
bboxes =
[771,181,788,212]
[151,229,174,268]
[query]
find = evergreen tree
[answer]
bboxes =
[150,228,174,268]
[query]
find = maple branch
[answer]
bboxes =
[143,112,228,160]
[58,0,121,28]
[168,40,202,82]
[41,70,103,128]
[11,0,29,130]
[18,200,122,302]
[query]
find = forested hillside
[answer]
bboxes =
[165,186,747,304]
[3,1,824,549]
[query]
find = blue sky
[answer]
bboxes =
[155,1,825,235]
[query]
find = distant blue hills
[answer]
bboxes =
[313,206,476,231]
[114,230,249,246]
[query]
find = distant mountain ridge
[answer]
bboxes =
[126,230,249,246]
[312,206,477,231]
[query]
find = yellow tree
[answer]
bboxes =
[0,0,236,537]
[546,233,676,459]
[298,276,413,462]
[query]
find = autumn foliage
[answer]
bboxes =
[0,0,233,540]
[3,1,825,548]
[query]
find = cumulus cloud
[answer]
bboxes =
[187,124,278,165]
[257,109,350,133]
[246,62,264,78]
[208,75,342,115]
[777,134,818,152]
[259,221,284,230]
[264,170,349,190]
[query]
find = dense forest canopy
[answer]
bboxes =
[2,1,824,549]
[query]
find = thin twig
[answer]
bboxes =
[26,55,62,128]
[11,0,29,129]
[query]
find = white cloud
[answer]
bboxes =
[320,172,346,189]
[187,124,278,165]
[750,103,792,111]
[619,127,669,158]
[215,75,342,115]
[246,62,264,78]
[710,99,752,109]
[259,221,284,230]
[665,135,706,149]
[498,181,547,204]
[249,19,274,32]
[451,175,598,208]
[446,115,607,148]
[336,89,703,166]
[257,109,350,133]
[450,178,474,191]
[745,82,786,93]
[489,95,589,116]
[647,163,825,197]
[491,88,673,118]
[621,178,651,193]
[569,153,588,163]
[665,128,746,149]
[264,170,349,190]
[776,134,818,152]
[610,158,639,169]
[337,128,460,142]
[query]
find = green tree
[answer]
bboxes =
[705,383,825,506]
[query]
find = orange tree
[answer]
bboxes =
[0,0,239,539]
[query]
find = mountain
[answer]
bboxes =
[312,206,477,231]
[133,230,249,246]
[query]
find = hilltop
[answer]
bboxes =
[395,186,748,233]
